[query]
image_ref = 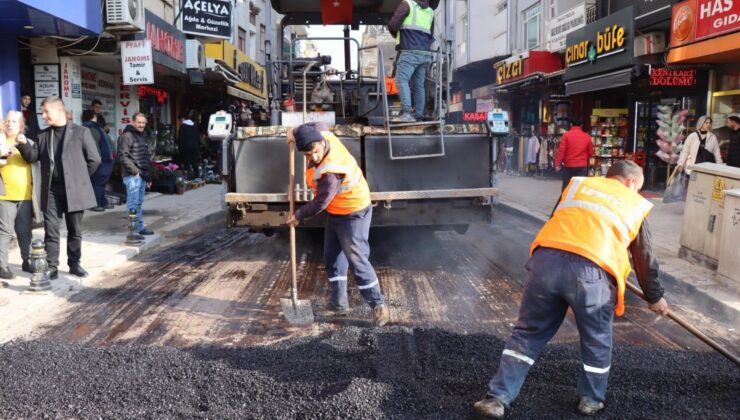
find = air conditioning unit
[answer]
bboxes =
[105,0,145,33]
[186,39,206,71]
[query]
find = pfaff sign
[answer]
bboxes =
[495,58,524,84]
[650,68,698,86]
[670,0,740,47]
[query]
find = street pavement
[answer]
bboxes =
[496,174,740,325]
[0,184,226,342]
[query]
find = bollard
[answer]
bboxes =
[125,208,144,245]
[27,239,51,292]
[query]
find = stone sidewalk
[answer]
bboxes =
[0,184,226,342]
[495,174,739,324]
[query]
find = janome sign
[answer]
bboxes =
[670,0,740,47]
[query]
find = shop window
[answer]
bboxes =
[238,27,247,53]
[523,3,541,50]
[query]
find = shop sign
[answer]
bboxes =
[61,60,81,101]
[476,98,494,113]
[182,0,232,39]
[237,61,264,92]
[121,40,155,85]
[463,112,488,122]
[649,68,698,87]
[548,4,586,52]
[135,10,187,74]
[564,6,634,81]
[115,77,140,138]
[495,55,524,84]
[670,0,740,47]
[138,86,169,104]
[494,51,562,85]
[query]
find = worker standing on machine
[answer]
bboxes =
[388,0,434,123]
[474,160,668,418]
[286,123,390,327]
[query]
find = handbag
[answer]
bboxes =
[663,166,687,204]
[695,134,716,164]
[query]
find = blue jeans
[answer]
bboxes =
[123,175,147,233]
[395,51,432,118]
[324,206,385,310]
[488,247,616,404]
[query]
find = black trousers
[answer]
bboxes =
[45,189,84,269]
[181,150,200,179]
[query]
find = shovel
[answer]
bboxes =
[280,141,314,326]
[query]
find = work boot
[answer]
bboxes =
[372,305,390,327]
[47,268,58,280]
[578,397,604,416]
[473,396,505,419]
[392,112,416,123]
[318,305,349,318]
[68,264,88,278]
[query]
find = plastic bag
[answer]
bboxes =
[663,170,686,203]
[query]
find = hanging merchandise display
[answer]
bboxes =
[589,109,628,176]
[655,105,688,165]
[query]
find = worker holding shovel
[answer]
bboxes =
[286,123,390,327]
[475,160,668,418]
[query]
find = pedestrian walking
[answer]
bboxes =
[0,111,38,279]
[82,110,114,211]
[285,123,390,326]
[725,115,740,168]
[117,113,153,237]
[178,112,201,180]
[15,96,101,279]
[388,0,434,123]
[554,116,594,191]
[677,116,722,175]
[474,160,668,419]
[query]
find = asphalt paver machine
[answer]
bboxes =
[221,0,501,235]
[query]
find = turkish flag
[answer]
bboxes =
[321,0,353,25]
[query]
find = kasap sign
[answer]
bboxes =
[182,0,232,39]
[121,40,154,85]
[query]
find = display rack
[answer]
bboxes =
[588,109,628,177]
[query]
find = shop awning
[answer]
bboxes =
[493,74,544,92]
[565,68,633,96]
[667,31,740,64]
[227,85,268,108]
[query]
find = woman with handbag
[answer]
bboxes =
[676,115,723,175]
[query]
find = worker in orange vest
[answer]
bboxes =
[474,160,668,418]
[286,123,390,327]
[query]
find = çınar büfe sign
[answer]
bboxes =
[182,0,232,39]
[121,40,154,85]
[564,6,634,81]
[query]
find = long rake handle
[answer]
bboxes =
[626,282,739,366]
[289,142,298,308]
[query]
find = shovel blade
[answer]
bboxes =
[280,298,314,326]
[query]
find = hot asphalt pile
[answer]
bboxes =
[1,326,737,419]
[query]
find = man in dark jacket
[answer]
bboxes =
[178,113,201,180]
[725,115,740,168]
[21,93,40,141]
[388,0,435,123]
[16,96,101,279]
[118,113,152,237]
[82,110,114,211]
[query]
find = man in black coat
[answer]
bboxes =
[178,112,201,180]
[16,96,101,279]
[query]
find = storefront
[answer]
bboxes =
[201,40,268,126]
[492,51,563,174]
[667,0,740,130]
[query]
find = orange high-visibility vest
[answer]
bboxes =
[531,177,653,316]
[305,132,371,216]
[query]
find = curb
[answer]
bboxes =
[494,201,740,325]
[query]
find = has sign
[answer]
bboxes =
[670,0,740,47]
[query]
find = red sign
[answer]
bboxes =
[146,22,184,63]
[62,62,71,99]
[138,86,169,104]
[494,51,562,85]
[463,112,488,122]
[671,0,740,47]
[650,68,698,86]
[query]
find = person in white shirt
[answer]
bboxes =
[676,115,722,175]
